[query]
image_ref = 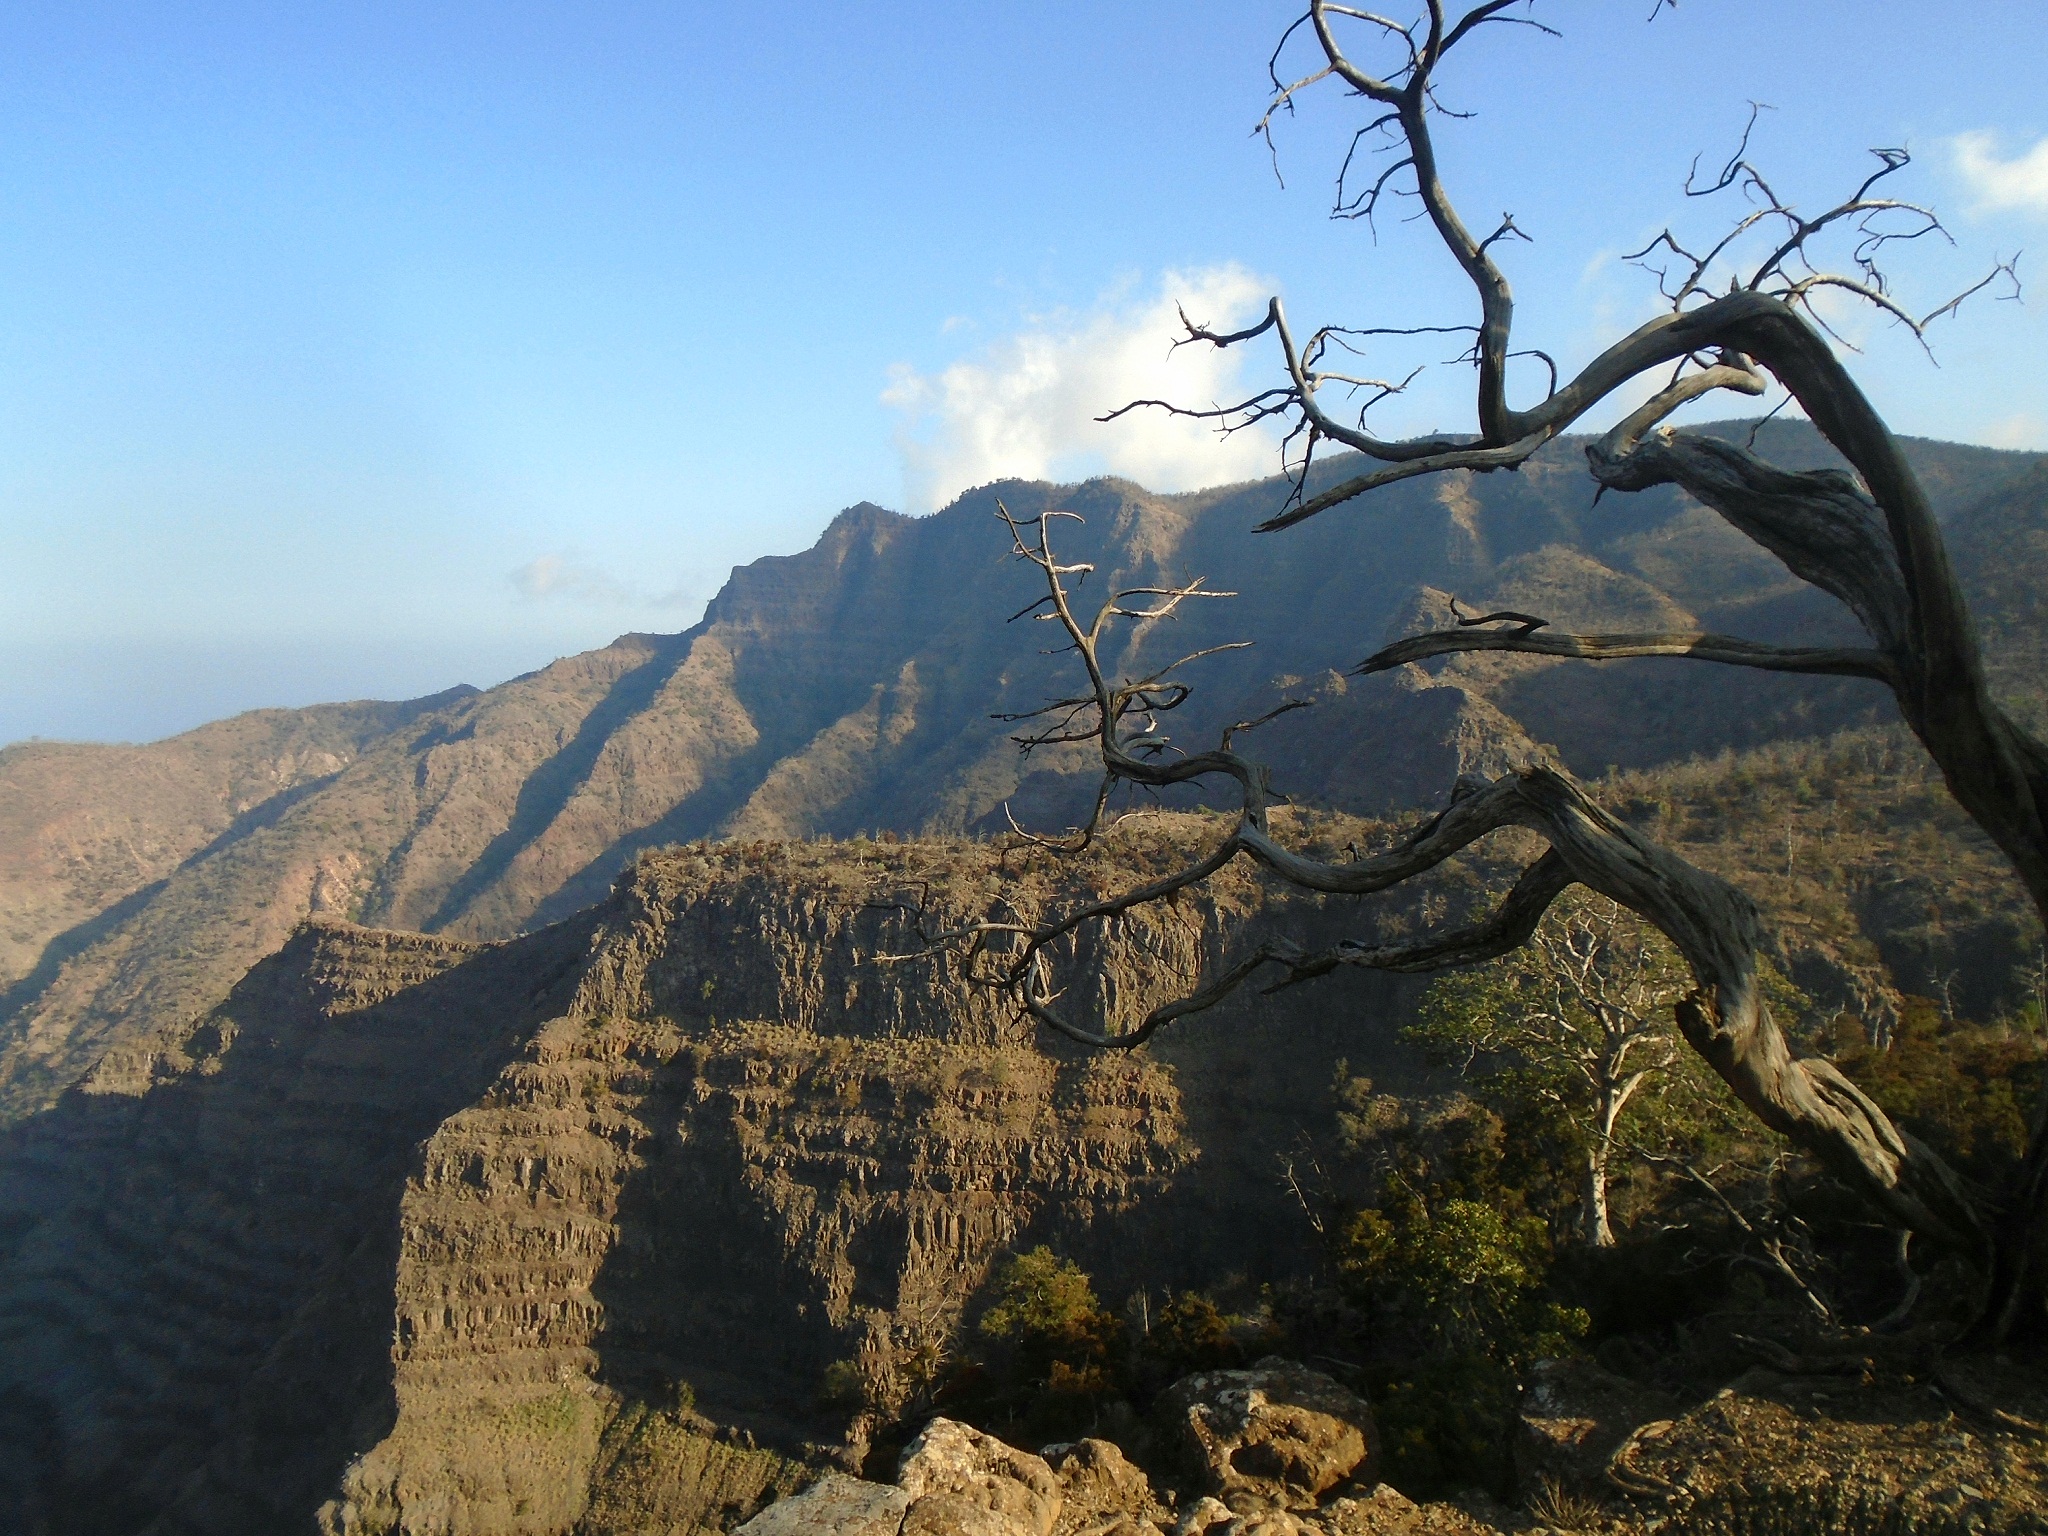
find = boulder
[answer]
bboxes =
[1173,1499,1311,1536]
[732,1472,910,1535]
[1174,1496,1237,1535]
[1514,1357,1681,1500]
[898,1417,1064,1536]
[1317,1486,1422,1535]
[1156,1359,1378,1507]
[1044,1437,1165,1535]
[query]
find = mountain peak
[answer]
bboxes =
[0,422,2042,1121]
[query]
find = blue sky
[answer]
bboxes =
[2,2,2044,744]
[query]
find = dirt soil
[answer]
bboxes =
[1555,1356,2048,1535]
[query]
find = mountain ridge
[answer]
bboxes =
[0,421,2041,1120]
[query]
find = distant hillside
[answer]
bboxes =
[0,691,471,1020]
[0,420,2040,1119]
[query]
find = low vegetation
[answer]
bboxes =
[883,843,2047,1504]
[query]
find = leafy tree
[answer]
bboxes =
[1410,894,1810,1247]
[954,1246,1127,1439]
[1327,1090,1586,1495]
[1411,895,1695,1246]
[1136,1290,1245,1381]
[1832,999,2048,1187]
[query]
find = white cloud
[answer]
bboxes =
[1984,411,2048,451]
[511,553,631,604]
[1951,131,2048,216]
[510,553,695,609]
[883,266,1284,513]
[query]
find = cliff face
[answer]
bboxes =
[0,915,597,1534]
[7,425,2039,1125]
[0,829,1433,1536]
[332,831,1441,1536]
[0,732,2037,1535]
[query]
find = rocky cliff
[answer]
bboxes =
[4,424,2041,1124]
[2,717,2037,1536]
[0,822,1453,1535]
[0,915,595,1533]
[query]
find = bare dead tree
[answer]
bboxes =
[919,3,2041,1344]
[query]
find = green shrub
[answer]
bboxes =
[1139,1291,1244,1380]
[817,1358,866,1410]
[1830,997,2048,1181]
[947,1247,1129,1440]
[1325,1092,1586,1499]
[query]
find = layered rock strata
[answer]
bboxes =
[12,422,2030,1125]
[0,828,1428,1535]
[0,917,596,1533]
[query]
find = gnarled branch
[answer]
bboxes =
[933,510,1990,1262]
[971,4,2046,1334]
[1358,622,1899,686]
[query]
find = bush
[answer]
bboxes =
[1138,1291,1245,1381]
[1830,997,2048,1182]
[949,1247,1129,1441]
[817,1358,866,1410]
[1324,1091,1586,1499]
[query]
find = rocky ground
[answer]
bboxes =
[725,1355,2048,1536]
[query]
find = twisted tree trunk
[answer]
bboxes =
[1360,308,2048,1328]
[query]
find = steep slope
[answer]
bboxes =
[0,424,2040,1122]
[0,916,598,1534]
[1950,456,2048,735]
[0,692,469,1000]
[0,640,675,1115]
[0,719,2036,1535]
[0,825,1446,1536]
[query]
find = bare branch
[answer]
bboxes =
[942,8,2048,1323]
[1358,624,1900,686]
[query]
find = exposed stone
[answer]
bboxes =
[897,1417,1063,1536]
[1317,1485,1421,1535]
[733,1472,910,1535]
[1157,1359,1378,1507]
[1513,1357,1682,1500]
[1045,1436,1161,1534]
[1230,1511,1313,1535]
[1175,1496,1237,1535]
[1171,1498,1318,1536]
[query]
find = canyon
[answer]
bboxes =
[1,425,2045,1532]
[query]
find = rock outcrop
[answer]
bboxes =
[0,916,596,1533]
[733,1474,909,1536]
[1156,1361,1379,1512]
[726,1401,1486,1536]
[896,1418,1062,1536]
[1045,1438,1168,1536]
[0,827,1436,1535]
[9,423,2032,1124]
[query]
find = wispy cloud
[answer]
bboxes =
[883,266,1283,513]
[510,553,695,610]
[1951,131,2048,216]
[1984,411,2047,451]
